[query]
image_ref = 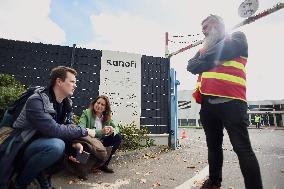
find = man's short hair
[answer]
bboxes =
[49,66,77,87]
[202,14,225,31]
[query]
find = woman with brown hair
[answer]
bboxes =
[79,95,121,173]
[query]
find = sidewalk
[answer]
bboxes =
[247,126,284,130]
[28,128,284,189]
[52,146,175,189]
[48,143,209,189]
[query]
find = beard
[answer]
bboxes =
[203,27,222,50]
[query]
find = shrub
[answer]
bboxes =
[0,74,25,119]
[72,114,80,125]
[119,122,155,151]
[72,116,155,151]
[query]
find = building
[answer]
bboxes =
[248,100,284,127]
[177,90,284,127]
[177,90,201,127]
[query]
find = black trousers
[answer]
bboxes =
[101,133,121,166]
[200,99,263,189]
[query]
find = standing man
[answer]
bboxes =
[0,66,96,189]
[187,15,263,189]
[255,114,261,129]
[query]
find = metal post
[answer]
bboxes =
[273,113,277,126]
[249,114,252,126]
[70,44,76,67]
[170,68,180,149]
[165,32,169,58]
[281,114,284,126]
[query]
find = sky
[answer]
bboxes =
[0,0,283,101]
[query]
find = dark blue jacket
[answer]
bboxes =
[13,88,87,139]
[0,87,88,188]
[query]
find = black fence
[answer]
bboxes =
[140,55,170,134]
[0,38,170,134]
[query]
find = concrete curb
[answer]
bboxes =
[178,126,284,130]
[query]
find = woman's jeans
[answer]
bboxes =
[200,99,263,189]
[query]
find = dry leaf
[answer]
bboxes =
[139,178,147,183]
[144,171,153,176]
[153,181,161,188]
[187,166,196,169]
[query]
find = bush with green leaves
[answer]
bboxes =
[72,114,80,125]
[0,74,25,119]
[119,123,155,151]
[72,115,154,151]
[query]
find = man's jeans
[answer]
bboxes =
[200,99,263,189]
[16,138,65,188]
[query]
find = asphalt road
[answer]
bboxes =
[46,128,284,189]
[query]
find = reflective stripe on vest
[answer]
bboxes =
[201,72,246,86]
[222,60,246,72]
[199,57,247,101]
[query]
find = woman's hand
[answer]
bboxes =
[102,126,114,135]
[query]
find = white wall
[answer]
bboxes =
[100,50,142,126]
